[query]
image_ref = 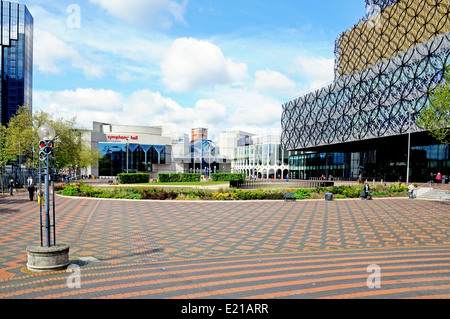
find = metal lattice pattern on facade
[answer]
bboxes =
[281,0,450,151]
[335,0,450,77]
[282,36,450,151]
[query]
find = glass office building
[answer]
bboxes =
[98,143,166,176]
[233,134,290,179]
[282,0,450,182]
[0,1,33,126]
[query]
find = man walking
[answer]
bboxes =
[27,176,35,201]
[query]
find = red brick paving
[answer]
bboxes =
[0,189,449,300]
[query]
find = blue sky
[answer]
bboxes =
[19,0,367,139]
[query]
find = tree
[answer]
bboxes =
[3,106,100,173]
[0,124,7,193]
[416,66,450,144]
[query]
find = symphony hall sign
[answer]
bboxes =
[107,135,138,141]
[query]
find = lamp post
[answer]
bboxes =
[37,124,56,247]
[26,124,70,272]
[406,110,413,186]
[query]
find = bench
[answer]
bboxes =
[284,192,296,202]
[360,191,373,200]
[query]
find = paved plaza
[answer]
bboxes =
[0,188,449,299]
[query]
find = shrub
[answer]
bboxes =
[118,173,150,184]
[211,173,246,182]
[294,188,314,199]
[158,173,201,183]
[126,193,143,200]
[61,185,80,196]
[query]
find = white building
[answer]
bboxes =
[216,131,290,180]
[83,123,289,180]
[232,133,290,179]
[83,122,175,179]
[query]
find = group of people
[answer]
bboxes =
[429,172,442,184]
[362,181,416,199]
[7,176,44,203]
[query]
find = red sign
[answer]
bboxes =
[107,135,138,141]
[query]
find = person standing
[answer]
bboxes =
[9,178,14,196]
[37,188,44,205]
[408,183,415,199]
[364,182,370,200]
[286,174,289,182]
[436,172,442,183]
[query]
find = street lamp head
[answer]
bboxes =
[38,124,56,141]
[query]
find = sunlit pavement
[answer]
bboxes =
[0,189,449,299]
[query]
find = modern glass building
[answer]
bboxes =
[83,122,173,178]
[233,133,290,179]
[0,1,33,126]
[172,129,232,175]
[282,0,450,182]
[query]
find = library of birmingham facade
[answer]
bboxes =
[281,0,450,182]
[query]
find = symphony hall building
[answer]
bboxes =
[281,0,450,182]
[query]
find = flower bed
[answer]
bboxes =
[55,182,409,201]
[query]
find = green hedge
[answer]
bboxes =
[158,173,201,183]
[211,173,246,182]
[118,173,151,184]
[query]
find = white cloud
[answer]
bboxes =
[161,37,248,92]
[210,87,283,129]
[295,56,335,90]
[34,86,282,135]
[89,0,187,29]
[254,69,297,95]
[34,89,124,129]
[124,90,227,130]
[34,29,104,79]
[53,89,124,112]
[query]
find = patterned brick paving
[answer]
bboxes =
[0,189,449,300]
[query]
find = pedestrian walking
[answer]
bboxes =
[436,172,442,183]
[408,183,415,199]
[28,183,35,201]
[286,174,289,182]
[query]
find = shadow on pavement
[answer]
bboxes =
[98,248,165,262]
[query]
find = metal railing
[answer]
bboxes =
[232,180,334,190]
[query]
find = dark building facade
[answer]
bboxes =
[282,0,450,182]
[0,1,33,126]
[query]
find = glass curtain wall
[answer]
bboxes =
[98,143,166,176]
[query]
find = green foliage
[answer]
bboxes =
[232,189,266,200]
[55,182,410,201]
[416,65,450,144]
[211,173,246,182]
[2,106,100,171]
[158,173,201,183]
[61,185,80,196]
[294,188,314,199]
[118,173,151,184]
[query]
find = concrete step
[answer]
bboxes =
[416,189,450,201]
